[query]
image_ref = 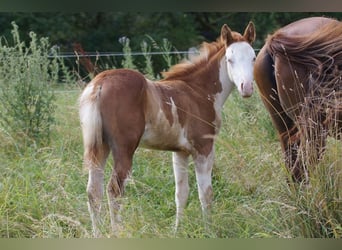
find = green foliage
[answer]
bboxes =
[0,22,70,150]
[145,35,182,76]
[140,40,154,79]
[119,37,136,70]
[0,90,88,237]
[115,35,181,79]
[1,13,342,53]
[4,13,342,80]
[159,38,174,69]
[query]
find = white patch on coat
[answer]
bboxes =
[172,151,190,229]
[140,86,191,152]
[211,57,235,133]
[194,148,215,212]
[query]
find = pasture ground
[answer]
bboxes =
[0,86,340,238]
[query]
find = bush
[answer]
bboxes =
[0,22,67,150]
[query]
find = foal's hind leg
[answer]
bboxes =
[103,115,145,235]
[106,146,137,235]
[84,143,109,237]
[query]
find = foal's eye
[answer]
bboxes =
[252,57,256,62]
[227,58,233,64]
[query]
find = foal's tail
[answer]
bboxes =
[79,82,103,168]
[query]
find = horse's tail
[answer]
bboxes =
[266,20,342,73]
[266,19,342,142]
[266,19,342,101]
[79,81,103,168]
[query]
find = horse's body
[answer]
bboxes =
[254,17,342,182]
[80,22,256,236]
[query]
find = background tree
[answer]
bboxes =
[1,12,341,51]
[1,12,341,77]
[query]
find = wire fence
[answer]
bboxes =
[47,49,260,59]
[47,50,199,59]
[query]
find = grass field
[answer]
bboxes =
[0,23,340,238]
[0,85,341,238]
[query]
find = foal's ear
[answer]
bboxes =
[221,24,234,46]
[243,21,256,44]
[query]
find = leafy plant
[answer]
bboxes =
[140,40,154,79]
[119,36,136,70]
[0,22,69,150]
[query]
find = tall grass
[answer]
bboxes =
[0,33,340,238]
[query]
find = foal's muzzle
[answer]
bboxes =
[240,82,253,97]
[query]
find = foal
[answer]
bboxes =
[79,22,256,236]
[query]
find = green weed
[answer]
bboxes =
[0,22,71,150]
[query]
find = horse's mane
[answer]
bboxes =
[160,38,226,82]
[266,20,342,80]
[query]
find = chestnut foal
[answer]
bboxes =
[80,22,256,236]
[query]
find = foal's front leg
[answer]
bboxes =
[193,148,214,225]
[172,151,190,230]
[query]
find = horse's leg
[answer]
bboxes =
[295,111,329,179]
[193,147,214,226]
[254,48,305,183]
[107,145,136,235]
[104,123,144,235]
[279,126,304,182]
[286,126,328,184]
[172,151,190,230]
[84,143,110,237]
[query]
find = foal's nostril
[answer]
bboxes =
[240,83,244,91]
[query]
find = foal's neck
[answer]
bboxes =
[189,52,230,99]
[215,57,235,109]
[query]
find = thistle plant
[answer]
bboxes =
[119,36,136,69]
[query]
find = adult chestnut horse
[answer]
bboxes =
[254,17,342,183]
[80,22,256,236]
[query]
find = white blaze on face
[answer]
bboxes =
[225,41,256,98]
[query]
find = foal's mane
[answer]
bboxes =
[160,38,226,82]
[266,20,342,77]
